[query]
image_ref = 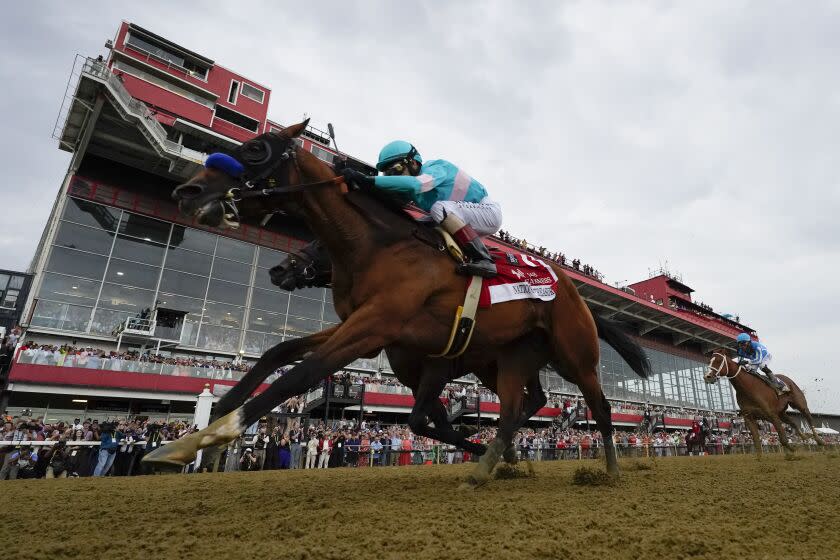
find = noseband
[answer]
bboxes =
[706,352,744,382]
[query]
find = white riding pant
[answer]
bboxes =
[428,197,502,236]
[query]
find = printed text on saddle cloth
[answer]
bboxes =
[478,251,559,308]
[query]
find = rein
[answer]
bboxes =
[233,176,346,200]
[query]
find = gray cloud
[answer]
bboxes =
[1,1,838,410]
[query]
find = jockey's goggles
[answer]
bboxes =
[382,160,409,176]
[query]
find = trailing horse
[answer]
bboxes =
[705,349,824,454]
[685,423,708,456]
[143,121,650,484]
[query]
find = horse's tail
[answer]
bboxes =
[590,311,651,379]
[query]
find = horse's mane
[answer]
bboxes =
[345,185,433,245]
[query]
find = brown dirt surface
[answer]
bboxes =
[3,453,839,560]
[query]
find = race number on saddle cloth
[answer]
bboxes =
[477,251,558,308]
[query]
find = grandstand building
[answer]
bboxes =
[8,21,744,427]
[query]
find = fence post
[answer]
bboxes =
[578,444,582,460]
[191,384,214,472]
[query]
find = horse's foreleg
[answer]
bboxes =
[195,327,338,471]
[406,359,487,456]
[502,374,547,464]
[464,347,543,489]
[143,311,391,468]
[769,415,795,454]
[213,326,338,419]
[743,415,763,456]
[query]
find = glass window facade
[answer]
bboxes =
[31,197,735,410]
[539,341,735,411]
[30,197,337,356]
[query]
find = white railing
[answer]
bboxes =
[14,350,247,381]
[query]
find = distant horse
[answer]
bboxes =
[143,121,650,484]
[705,349,824,454]
[685,424,708,455]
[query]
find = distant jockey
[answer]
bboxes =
[735,333,788,393]
[341,141,502,278]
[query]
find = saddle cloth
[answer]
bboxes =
[478,250,559,308]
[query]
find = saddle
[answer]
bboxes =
[745,369,789,393]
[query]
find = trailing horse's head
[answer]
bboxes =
[705,348,733,384]
[171,120,311,228]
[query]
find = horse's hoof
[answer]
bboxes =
[465,443,487,456]
[524,460,535,477]
[502,448,518,465]
[459,474,486,490]
[142,438,199,468]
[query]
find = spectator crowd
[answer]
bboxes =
[495,230,604,282]
[2,410,835,481]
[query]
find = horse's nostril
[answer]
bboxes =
[173,184,204,200]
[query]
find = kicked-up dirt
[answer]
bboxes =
[1,452,839,559]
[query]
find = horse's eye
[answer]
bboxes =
[242,140,271,165]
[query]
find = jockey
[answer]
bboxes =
[735,333,787,393]
[342,141,502,278]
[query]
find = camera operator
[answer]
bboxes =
[139,421,163,475]
[8,445,38,480]
[250,426,268,470]
[44,440,70,479]
[239,447,258,471]
[0,420,30,480]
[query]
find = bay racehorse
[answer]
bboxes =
[705,349,824,454]
[142,121,650,483]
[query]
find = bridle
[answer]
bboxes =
[706,352,745,382]
[215,139,346,225]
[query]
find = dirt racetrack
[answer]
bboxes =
[2,452,838,560]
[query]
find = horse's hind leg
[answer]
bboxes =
[781,413,819,447]
[405,359,487,456]
[791,402,826,447]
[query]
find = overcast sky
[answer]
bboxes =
[1,2,838,411]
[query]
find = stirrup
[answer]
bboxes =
[456,260,497,278]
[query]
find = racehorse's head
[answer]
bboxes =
[171,120,312,228]
[704,348,733,384]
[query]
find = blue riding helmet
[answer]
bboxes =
[376,140,422,171]
[205,153,245,178]
[736,333,751,343]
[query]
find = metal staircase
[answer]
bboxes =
[447,396,479,423]
[554,410,580,431]
[53,55,206,178]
